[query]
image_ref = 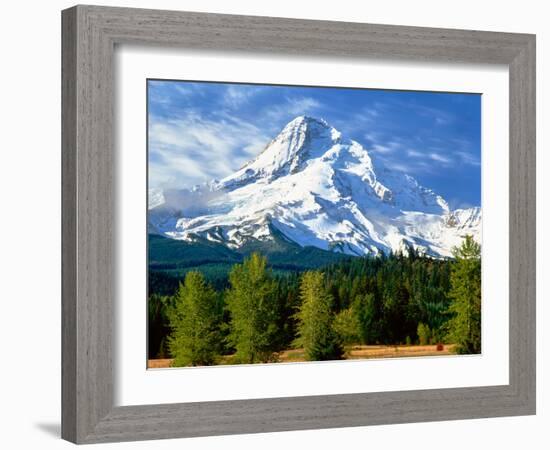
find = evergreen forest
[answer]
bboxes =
[148,236,482,366]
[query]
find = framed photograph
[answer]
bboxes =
[62,5,536,444]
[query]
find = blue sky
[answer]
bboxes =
[148,80,481,209]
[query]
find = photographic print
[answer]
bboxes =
[147,80,481,369]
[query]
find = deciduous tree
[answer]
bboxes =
[168,271,221,366]
[226,253,278,363]
[294,271,343,361]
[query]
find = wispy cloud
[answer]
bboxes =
[407,149,423,158]
[264,96,323,122]
[223,85,264,108]
[173,84,202,97]
[402,101,455,126]
[334,103,387,136]
[372,152,434,175]
[149,113,270,188]
[370,141,401,155]
[368,137,474,177]
[428,152,453,164]
[456,151,481,166]
[147,80,481,206]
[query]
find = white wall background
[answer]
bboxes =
[0,0,546,448]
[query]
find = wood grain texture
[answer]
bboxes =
[508,36,536,408]
[61,4,536,444]
[61,7,77,443]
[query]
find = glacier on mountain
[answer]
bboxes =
[148,115,481,258]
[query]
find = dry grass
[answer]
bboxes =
[147,358,173,369]
[346,344,454,359]
[148,344,455,368]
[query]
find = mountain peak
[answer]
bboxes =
[220,116,341,186]
[276,115,335,145]
[284,115,330,129]
[281,115,336,139]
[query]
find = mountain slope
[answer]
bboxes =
[149,116,481,258]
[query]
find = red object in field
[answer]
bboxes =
[436,343,444,351]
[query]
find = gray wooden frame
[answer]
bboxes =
[61,4,536,444]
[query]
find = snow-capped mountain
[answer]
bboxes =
[148,116,481,258]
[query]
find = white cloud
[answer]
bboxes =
[435,116,450,125]
[287,97,322,114]
[428,152,453,164]
[149,113,270,188]
[371,141,401,155]
[456,151,481,166]
[407,149,424,158]
[373,146,478,176]
[363,132,382,143]
[336,104,387,136]
[392,100,455,126]
[173,84,196,97]
[223,85,264,108]
[385,162,410,172]
[264,96,322,122]
[364,109,380,118]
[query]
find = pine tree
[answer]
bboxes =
[225,253,278,363]
[294,271,343,361]
[446,235,482,354]
[353,293,378,344]
[168,271,221,367]
[148,293,175,358]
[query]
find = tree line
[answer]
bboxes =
[148,236,482,366]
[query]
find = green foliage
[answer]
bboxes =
[167,271,222,366]
[149,271,181,297]
[148,233,241,269]
[294,271,343,361]
[148,294,175,358]
[352,293,379,344]
[333,307,361,347]
[446,235,482,354]
[417,322,431,345]
[225,253,279,363]
[148,236,482,364]
[147,232,351,296]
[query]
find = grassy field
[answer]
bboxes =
[147,344,455,368]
